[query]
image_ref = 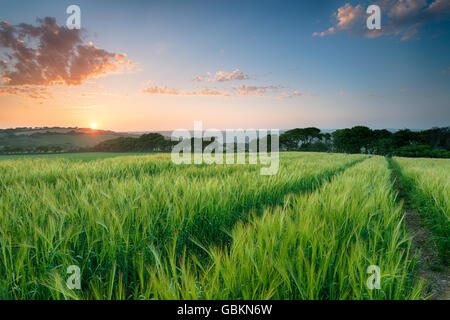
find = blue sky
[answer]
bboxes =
[0,0,449,130]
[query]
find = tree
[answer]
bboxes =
[419,127,450,150]
[90,133,173,152]
[332,126,373,154]
[280,127,321,150]
[392,129,419,148]
[370,129,393,154]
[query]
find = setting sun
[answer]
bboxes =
[90,123,97,129]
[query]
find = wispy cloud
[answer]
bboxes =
[143,83,315,99]
[194,69,251,83]
[276,90,315,100]
[0,85,52,99]
[142,85,230,97]
[231,85,281,97]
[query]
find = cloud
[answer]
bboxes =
[230,85,314,99]
[214,69,249,82]
[194,69,251,82]
[292,90,315,98]
[312,0,450,41]
[312,27,336,37]
[231,85,280,97]
[142,85,230,97]
[400,88,409,92]
[441,66,450,75]
[313,3,363,37]
[278,89,315,99]
[142,83,313,99]
[336,3,364,31]
[0,85,51,99]
[0,17,133,98]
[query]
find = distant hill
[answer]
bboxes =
[0,127,139,153]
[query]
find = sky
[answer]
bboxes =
[0,0,449,131]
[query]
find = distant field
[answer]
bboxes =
[0,152,448,299]
[0,152,154,161]
[0,133,123,148]
[0,128,139,153]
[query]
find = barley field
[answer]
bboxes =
[0,152,447,299]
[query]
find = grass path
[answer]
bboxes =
[387,157,449,300]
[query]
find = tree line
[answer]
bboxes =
[280,126,450,157]
[85,126,450,158]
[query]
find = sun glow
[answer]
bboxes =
[90,123,97,129]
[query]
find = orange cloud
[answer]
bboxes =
[0,17,133,98]
[0,85,51,99]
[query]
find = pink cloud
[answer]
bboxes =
[313,3,363,37]
[336,3,364,30]
[312,27,336,37]
[312,0,450,41]
[441,66,450,75]
[388,0,427,20]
